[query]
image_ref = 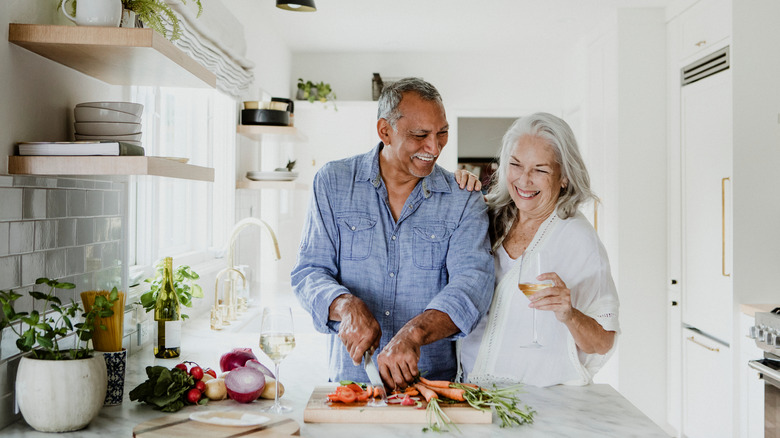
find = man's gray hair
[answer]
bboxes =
[377,77,443,130]
[486,112,598,248]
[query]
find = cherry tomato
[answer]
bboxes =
[190,365,204,381]
[195,380,206,392]
[186,388,201,404]
[174,363,188,373]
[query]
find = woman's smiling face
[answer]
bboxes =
[506,134,566,219]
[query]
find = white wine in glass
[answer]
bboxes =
[259,306,296,414]
[518,251,551,348]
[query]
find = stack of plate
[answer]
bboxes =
[74,102,144,145]
[246,170,298,181]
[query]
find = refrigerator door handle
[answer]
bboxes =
[686,335,720,352]
[721,176,731,277]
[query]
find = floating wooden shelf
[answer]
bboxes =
[237,125,303,141]
[236,180,308,190]
[8,156,215,182]
[8,24,216,88]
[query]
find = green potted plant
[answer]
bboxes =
[0,278,120,432]
[297,78,338,110]
[60,0,203,40]
[139,259,203,319]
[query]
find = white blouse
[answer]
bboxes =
[459,211,620,387]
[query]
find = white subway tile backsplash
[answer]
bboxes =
[67,190,87,217]
[46,189,67,219]
[95,218,111,242]
[57,218,76,248]
[22,189,46,220]
[104,191,120,216]
[34,220,57,251]
[0,189,22,221]
[0,223,8,256]
[45,249,67,279]
[86,190,103,217]
[8,222,33,255]
[76,218,94,245]
[66,246,85,276]
[20,252,45,286]
[109,217,122,240]
[0,326,21,361]
[0,256,20,290]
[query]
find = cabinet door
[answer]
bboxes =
[681,69,732,344]
[679,0,731,62]
[682,328,733,438]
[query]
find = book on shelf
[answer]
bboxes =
[16,141,145,157]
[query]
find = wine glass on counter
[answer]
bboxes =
[259,306,296,413]
[518,250,551,348]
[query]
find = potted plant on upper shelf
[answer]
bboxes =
[0,279,119,432]
[296,78,338,110]
[139,259,203,319]
[60,0,203,40]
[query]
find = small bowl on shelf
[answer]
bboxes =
[75,101,144,117]
[75,133,143,142]
[75,122,142,136]
[74,107,141,123]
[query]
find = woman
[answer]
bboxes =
[457,112,619,387]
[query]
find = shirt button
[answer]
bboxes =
[391,235,397,241]
[430,234,435,239]
[389,272,395,278]
[351,226,356,231]
[385,311,390,316]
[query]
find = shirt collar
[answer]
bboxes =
[356,142,453,197]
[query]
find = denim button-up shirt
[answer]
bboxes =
[291,143,494,383]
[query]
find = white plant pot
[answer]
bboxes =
[16,355,107,432]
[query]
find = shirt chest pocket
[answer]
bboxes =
[412,223,454,270]
[337,214,377,261]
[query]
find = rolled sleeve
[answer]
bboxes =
[426,191,494,338]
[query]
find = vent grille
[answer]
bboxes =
[681,47,730,86]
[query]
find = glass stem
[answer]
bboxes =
[274,362,280,407]
[532,308,538,343]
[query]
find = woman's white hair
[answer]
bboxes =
[485,112,597,247]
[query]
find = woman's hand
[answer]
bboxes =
[529,272,615,355]
[529,272,573,322]
[454,168,482,192]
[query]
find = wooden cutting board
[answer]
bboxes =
[133,412,300,437]
[303,385,492,424]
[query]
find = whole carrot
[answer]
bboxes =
[414,383,438,402]
[422,384,466,402]
[418,376,453,389]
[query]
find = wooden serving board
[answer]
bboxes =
[133,412,300,437]
[303,385,492,424]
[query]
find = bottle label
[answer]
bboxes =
[165,320,182,348]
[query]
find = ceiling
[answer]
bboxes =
[255,0,671,53]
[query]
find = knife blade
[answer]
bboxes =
[363,350,387,406]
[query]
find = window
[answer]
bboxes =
[128,86,235,281]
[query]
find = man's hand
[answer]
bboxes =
[329,295,381,365]
[376,309,459,389]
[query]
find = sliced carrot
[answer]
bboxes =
[418,376,453,389]
[414,383,438,402]
[404,387,419,396]
[422,384,465,402]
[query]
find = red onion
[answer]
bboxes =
[219,348,258,372]
[245,359,275,379]
[224,366,266,403]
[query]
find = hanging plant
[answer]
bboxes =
[122,0,203,41]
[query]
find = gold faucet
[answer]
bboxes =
[210,218,281,330]
[211,267,246,330]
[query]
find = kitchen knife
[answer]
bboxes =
[363,350,388,406]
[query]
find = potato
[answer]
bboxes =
[259,378,285,400]
[204,378,228,401]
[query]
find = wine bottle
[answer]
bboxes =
[154,257,181,358]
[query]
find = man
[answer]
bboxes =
[291,78,494,389]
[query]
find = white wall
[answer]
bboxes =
[0,1,128,170]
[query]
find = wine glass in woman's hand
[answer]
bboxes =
[518,251,551,348]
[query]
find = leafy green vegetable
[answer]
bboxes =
[452,383,536,428]
[129,366,195,412]
[423,398,459,433]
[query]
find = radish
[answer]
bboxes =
[224,366,266,403]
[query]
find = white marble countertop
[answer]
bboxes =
[2,293,669,437]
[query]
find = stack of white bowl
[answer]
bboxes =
[73,101,143,146]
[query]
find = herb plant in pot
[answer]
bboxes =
[139,259,203,319]
[296,78,338,110]
[0,279,119,432]
[122,0,203,40]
